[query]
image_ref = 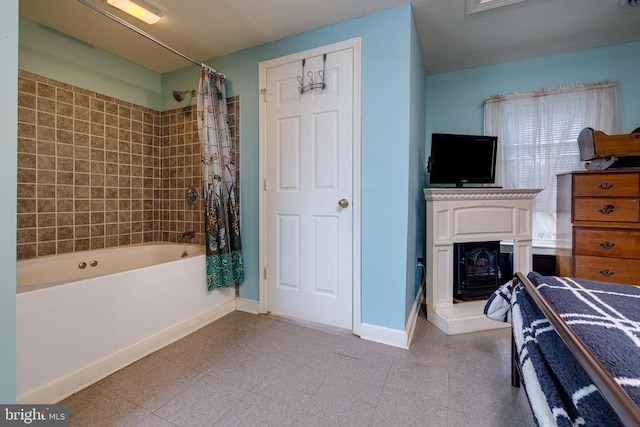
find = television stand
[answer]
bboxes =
[447,184,503,189]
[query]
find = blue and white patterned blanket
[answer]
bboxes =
[484,272,640,426]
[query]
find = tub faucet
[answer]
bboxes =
[180,230,196,243]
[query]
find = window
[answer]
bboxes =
[484,81,622,245]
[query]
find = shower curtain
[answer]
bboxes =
[197,66,244,290]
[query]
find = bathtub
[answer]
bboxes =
[16,243,236,403]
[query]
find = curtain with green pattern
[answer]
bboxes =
[197,66,244,291]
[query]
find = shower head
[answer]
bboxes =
[172,89,195,102]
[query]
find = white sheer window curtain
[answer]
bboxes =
[484,81,622,246]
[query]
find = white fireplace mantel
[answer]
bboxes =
[423,187,541,335]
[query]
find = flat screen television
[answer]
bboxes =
[428,133,498,187]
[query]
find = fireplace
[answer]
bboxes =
[454,241,511,301]
[424,188,540,334]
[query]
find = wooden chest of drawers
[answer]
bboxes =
[557,170,640,285]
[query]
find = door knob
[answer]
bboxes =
[338,198,349,208]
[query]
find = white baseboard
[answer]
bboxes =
[235,297,261,314]
[405,281,424,347]
[359,323,408,349]
[18,299,236,404]
[359,283,424,349]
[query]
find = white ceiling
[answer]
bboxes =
[19,0,640,74]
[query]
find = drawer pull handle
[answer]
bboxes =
[598,183,614,190]
[599,241,615,249]
[599,269,615,277]
[598,204,615,214]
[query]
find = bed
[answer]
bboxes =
[484,271,640,426]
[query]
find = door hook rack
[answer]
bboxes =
[297,54,327,94]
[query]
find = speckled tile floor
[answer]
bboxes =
[62,309,536,426]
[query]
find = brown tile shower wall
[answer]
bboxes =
[16,70,240,260]
[159,98,239,246]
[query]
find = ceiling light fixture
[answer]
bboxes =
[466,0,528,14]
[106,0,167,24]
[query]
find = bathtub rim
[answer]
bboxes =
[16,242,205,294]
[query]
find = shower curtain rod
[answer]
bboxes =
[77,0,225,78]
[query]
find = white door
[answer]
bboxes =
[263,46,356,330]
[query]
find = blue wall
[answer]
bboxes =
[426,41,640,141]
[406,10,426,320]
[164,4,420,330]
[0,0,18,404]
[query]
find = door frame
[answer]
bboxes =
[258,38,362,335]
